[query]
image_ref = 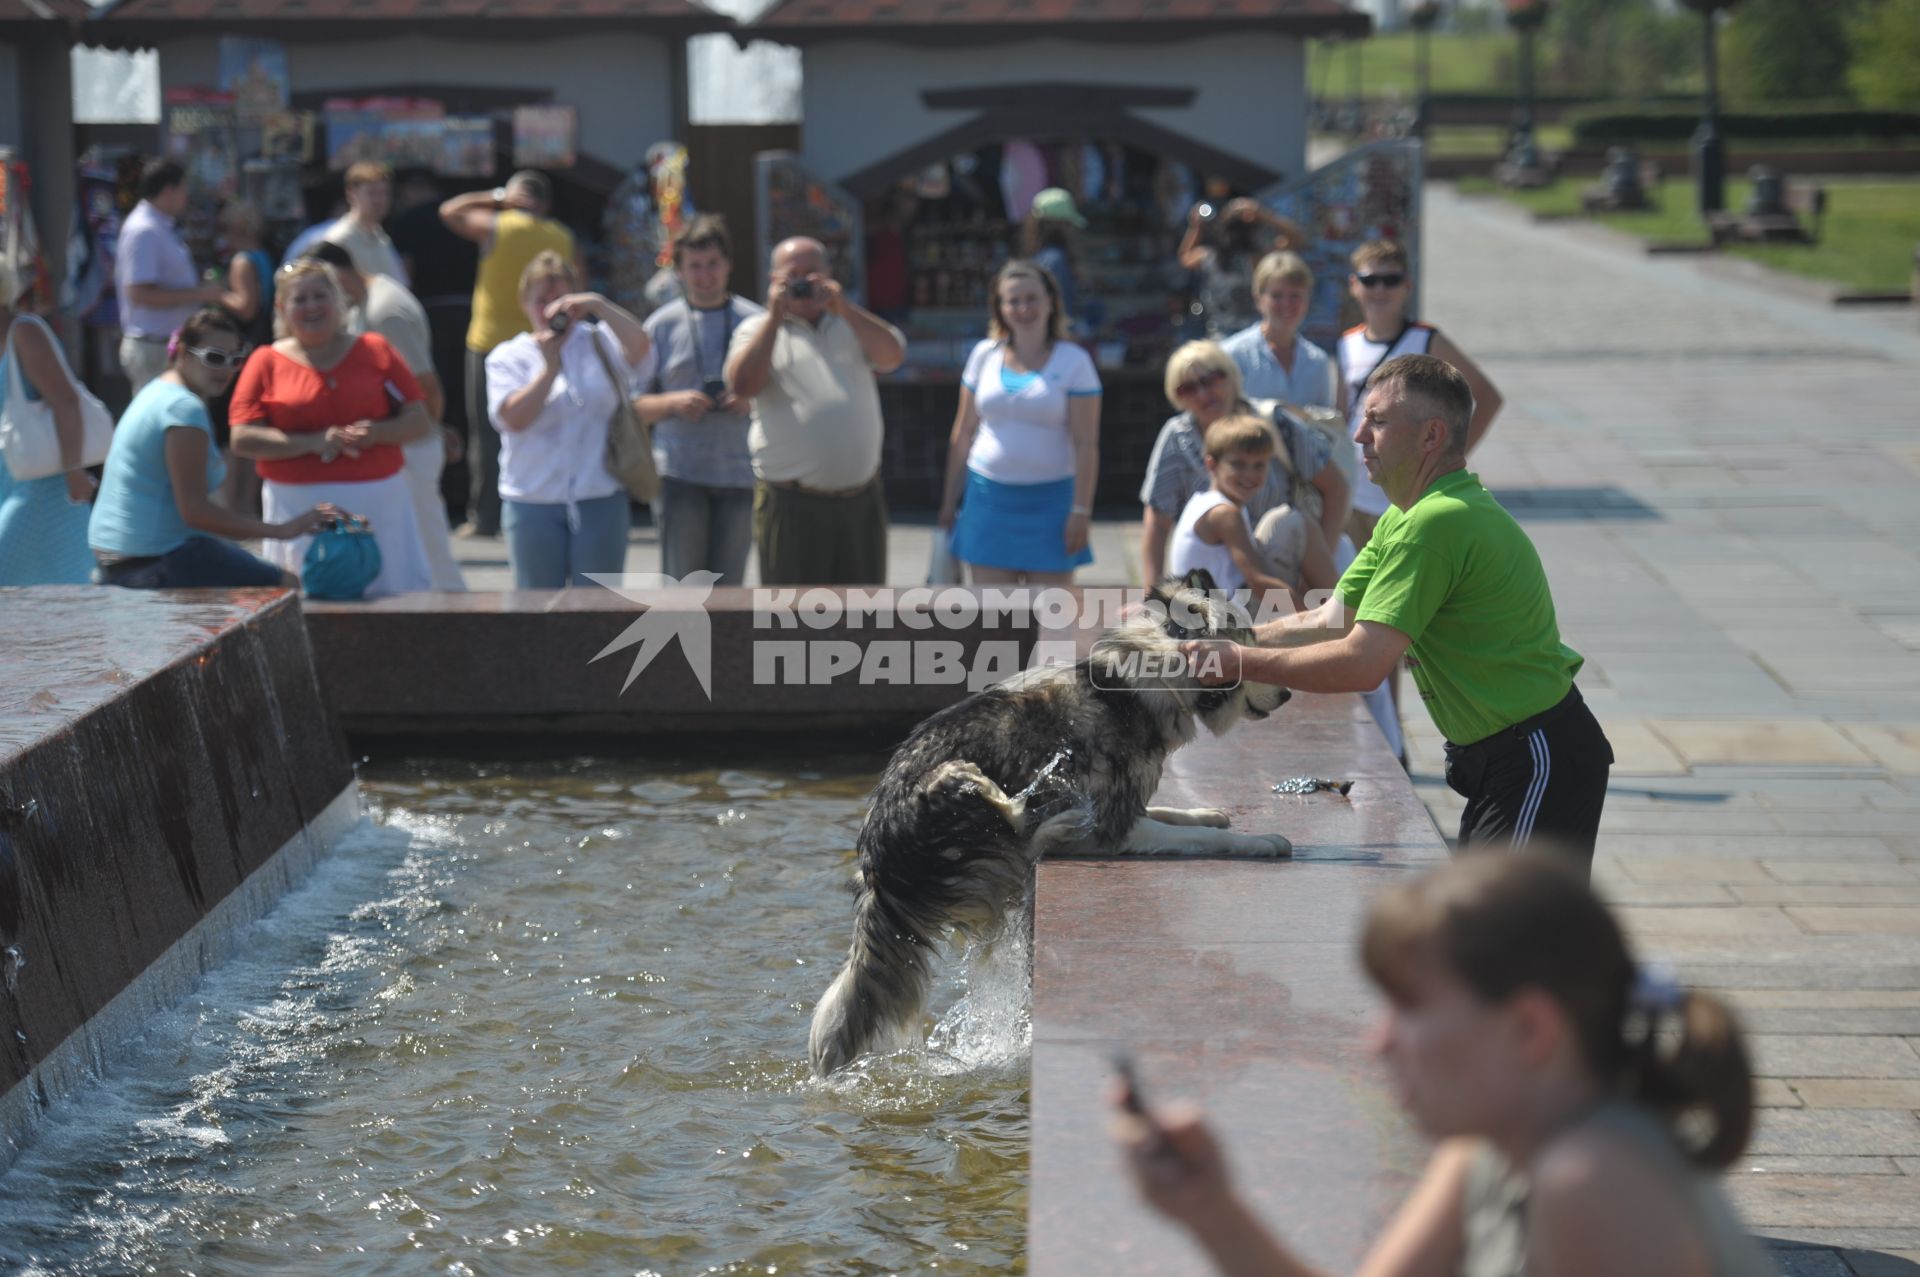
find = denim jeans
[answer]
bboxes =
[95,536,286,589]
[654,476,754,586]
[503,492,631,588]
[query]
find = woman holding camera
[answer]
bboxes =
[485,251,652,588]
[228,258,437,597]
[1177,198,1309,341]
[91,305,341,588]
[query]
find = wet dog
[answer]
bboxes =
[808,570,1292,1076]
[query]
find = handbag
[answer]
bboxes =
[0,314,115,480]
[302,515,383,601]
[926,525,962,586]
[587,326,660,504]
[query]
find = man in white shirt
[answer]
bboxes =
[323,161,408,284]
[725,237,906,586]
[114,159,226,393]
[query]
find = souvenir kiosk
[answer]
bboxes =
[745,0,1374,510]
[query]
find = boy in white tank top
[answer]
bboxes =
[1168,414,1317,611]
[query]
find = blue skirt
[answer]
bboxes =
[950,471,1094,573]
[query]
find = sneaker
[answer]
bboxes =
[454,522,498,539]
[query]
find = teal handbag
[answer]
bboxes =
[302,515,382,601]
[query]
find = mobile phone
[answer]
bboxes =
[1113,1052,1151,1117]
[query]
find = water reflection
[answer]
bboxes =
[0,757,1032,1275]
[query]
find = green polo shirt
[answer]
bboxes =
[1336,470,1583,746]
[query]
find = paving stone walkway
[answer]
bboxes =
[447,181,1920,1272]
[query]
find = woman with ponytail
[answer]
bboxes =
[1114,853,1776,1277]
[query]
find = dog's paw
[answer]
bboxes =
[1235,833,1293,858]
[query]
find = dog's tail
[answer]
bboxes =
[809,880,935,1076]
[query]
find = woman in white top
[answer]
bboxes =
[937,260,1102,585]
[485,251,653,588]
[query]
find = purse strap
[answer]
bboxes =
[4,314,79,406]
[585,324,631,414]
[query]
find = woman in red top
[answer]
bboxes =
[229,258,437,596]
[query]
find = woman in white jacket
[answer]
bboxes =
[485,252,652,588]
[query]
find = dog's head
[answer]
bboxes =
[1091,568,1292,732]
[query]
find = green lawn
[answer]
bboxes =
[1426,124,1575,156]
[1455,176,1920,292]
[1310,32,1516,98]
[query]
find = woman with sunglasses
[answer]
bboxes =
[228,259,437,596]
[1340,240,1502,554]
[90,305,342,588]
[1139,341,1341,597]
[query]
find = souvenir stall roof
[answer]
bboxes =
[83,0,733,49]
[0,0,88,29]
[744,0,1365,46]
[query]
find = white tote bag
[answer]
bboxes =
[0,314,115,480]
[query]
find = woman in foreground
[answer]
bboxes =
[1114,853,1777,1277]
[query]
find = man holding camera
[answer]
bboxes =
[726,236,906,587]
[633,216,764,587]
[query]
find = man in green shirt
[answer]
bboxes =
[1185,354,1613,868]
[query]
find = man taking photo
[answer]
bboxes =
[634,215,764,586]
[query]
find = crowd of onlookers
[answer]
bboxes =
[0,164,1504,616]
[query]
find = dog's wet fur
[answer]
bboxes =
[808,569,1293,1076]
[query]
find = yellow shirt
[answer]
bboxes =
[465,209,575,353]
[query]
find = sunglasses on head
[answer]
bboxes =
[1356,272,1406,289]
[1174,367,1229,399]
[188,344,249,368]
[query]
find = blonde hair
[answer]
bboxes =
[271,259,343,339]
[1163,340,1244,410]
[1203,413,1276,461]
[518,249,577,299]
[1253,250,1313,296]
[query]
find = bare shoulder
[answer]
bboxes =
[1529,1125,1712,1277]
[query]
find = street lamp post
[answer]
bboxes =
[1504,0,1548,171]
[1680,0,1743,218]
[1409,1,1444,139]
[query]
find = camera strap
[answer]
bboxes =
[687,299,737,385]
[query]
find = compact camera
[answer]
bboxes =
[1194,201,1219,222]
[786,277,815,300]
[548,312,571,334]
[701,378,728,401]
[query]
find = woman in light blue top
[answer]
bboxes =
[90,306,339,589]
[937,259,1102,585]
[0,278,97,585]
[1219,251,1343,412]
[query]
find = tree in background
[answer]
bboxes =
[1721,0,1861,102]
[1544,0,1693,97]
[1849,0,1920,106]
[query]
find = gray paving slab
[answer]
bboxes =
[1422,183,1920,1246]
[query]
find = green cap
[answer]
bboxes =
[1029,187,1087,228]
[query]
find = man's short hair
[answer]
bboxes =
[1371,353,1473,457]
[140,159,187,201]
[304,240,356,273]
[1204,413,1278,462]
[345,161,392,190]
[1252,250,1312,296]
[673,214,732,266]
[1350,239,1409,275]
[507,170,552,208]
